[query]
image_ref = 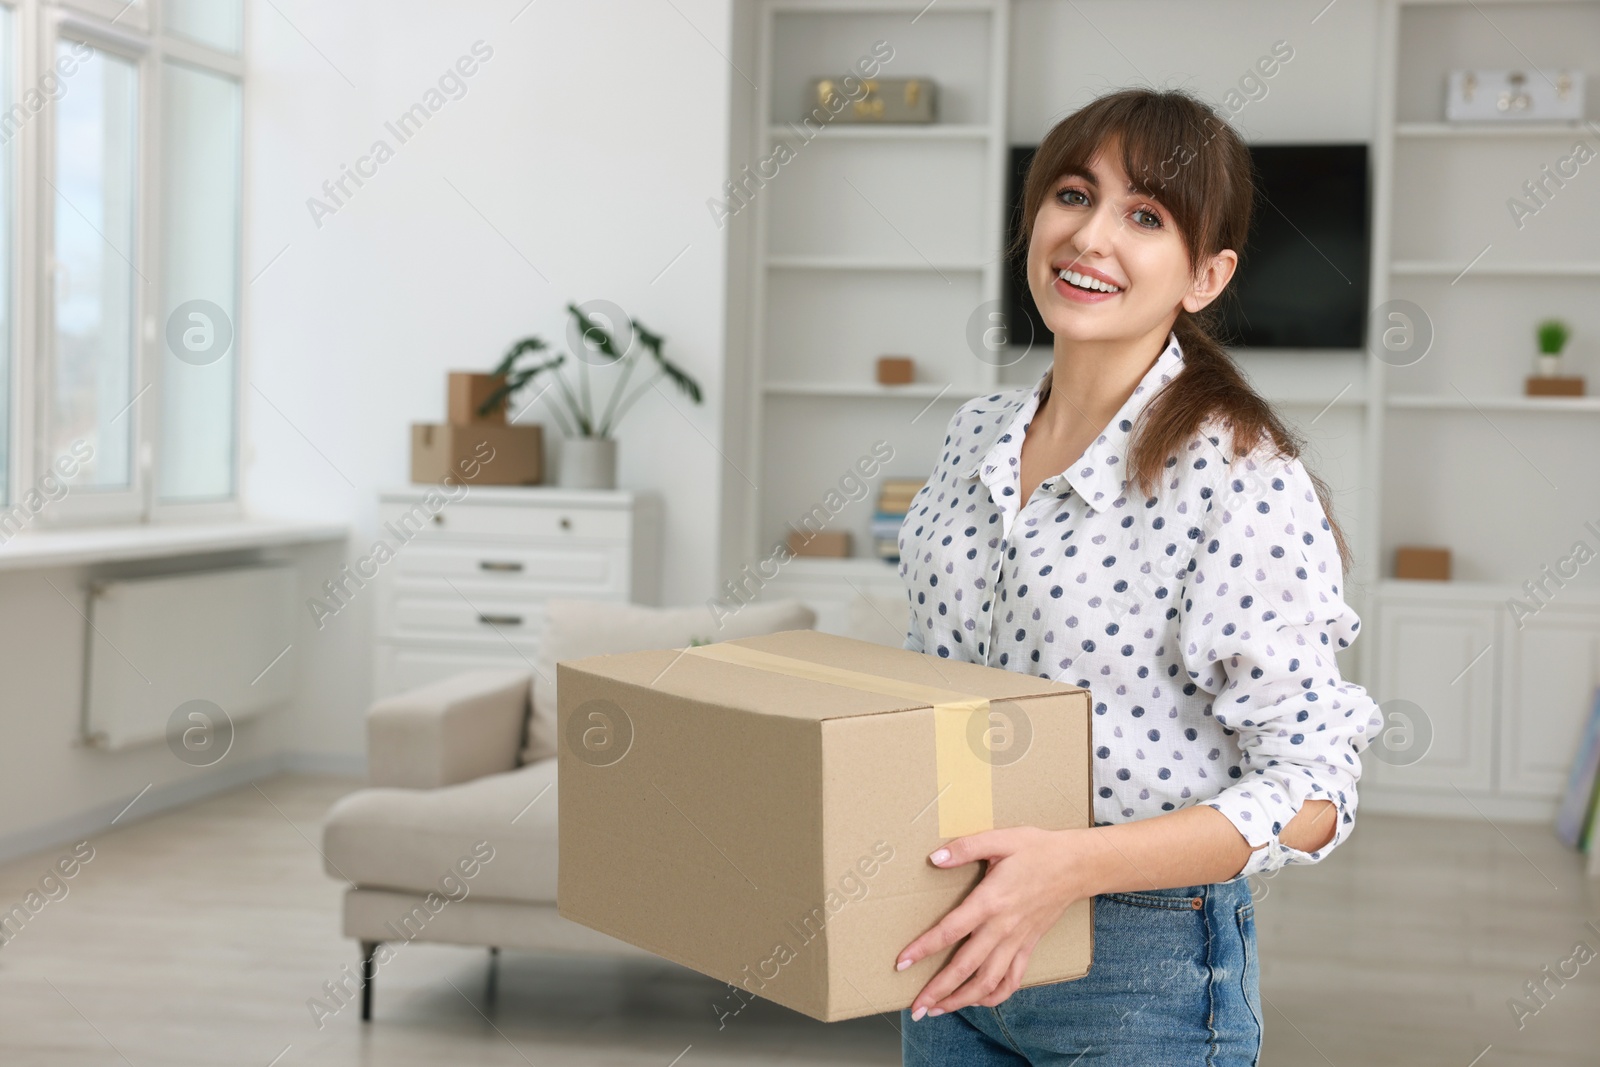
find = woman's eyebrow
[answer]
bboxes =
[1063,167,1159,200]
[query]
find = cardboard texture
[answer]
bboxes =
[410,423,543,485]
[447,372,508,425]
[556,628,1093,1023]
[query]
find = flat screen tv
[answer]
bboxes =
[1002,142,1370,350]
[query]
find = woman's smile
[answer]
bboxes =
[1051,263,1124,303]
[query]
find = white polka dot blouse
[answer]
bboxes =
[897,331,1382,876]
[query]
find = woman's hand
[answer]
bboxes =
[894,825,1096,1020]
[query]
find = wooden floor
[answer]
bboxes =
[0,775,1595,1066]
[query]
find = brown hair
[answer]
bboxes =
[1006,87,1352,574]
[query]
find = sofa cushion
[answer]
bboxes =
[520,597,817,764]
[323,759,559,905]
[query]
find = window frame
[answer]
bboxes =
[5,0,247,527]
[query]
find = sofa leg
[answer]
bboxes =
[360,941,379,1022]
[486,946,500,1006]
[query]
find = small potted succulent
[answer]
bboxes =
[1537,318,1571,377]
[481,301,703,489]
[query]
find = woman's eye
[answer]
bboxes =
[1132,207,1163,229]
[1057,187,1089,207]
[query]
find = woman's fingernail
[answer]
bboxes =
[928,1008,945,1017]
[911,1006,926,1022]
[896,958,913,971]
[930,848,950,865]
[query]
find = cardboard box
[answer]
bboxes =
[556,628,1093,1023]
[410,423,543,485]
[787,529,852,557]
[447,372,508,425]
[1395,545,1451,581]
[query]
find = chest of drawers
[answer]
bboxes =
[371,486,663,699]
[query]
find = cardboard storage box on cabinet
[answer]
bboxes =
[555,628,1093,1023]
[410,423,543,485]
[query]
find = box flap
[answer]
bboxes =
[557,628,1087,723]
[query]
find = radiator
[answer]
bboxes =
[84,562,299,751]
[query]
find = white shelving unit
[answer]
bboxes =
[733,0,1011,585]
[1363,0,1600,819]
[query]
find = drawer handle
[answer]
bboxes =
[477,613,524,627]
[479,560,525,573]
[559,516,572,530]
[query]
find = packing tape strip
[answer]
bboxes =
[681,642,994,838]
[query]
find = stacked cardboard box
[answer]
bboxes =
[410,372,543,485]
[872,477,925,561]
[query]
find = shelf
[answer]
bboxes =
[767,254,989,272]
[1395,121,1594,138]
[1387,394,1600,412]
[765,381,974,399]
[766,122,990,141]
[1376,577,1600,605]
[775,556,904,581]
[1391,260,1600,277]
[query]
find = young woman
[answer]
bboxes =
[893,87,1382,1065]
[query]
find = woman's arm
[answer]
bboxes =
[893,795,1337,1020]
[1086,795,1336,892]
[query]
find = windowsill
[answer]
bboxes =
[0,516,348,572]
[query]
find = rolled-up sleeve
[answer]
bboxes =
[1178,448,1382,877]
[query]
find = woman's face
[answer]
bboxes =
[1026,137,1235,349]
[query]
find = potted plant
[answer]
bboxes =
[1537,318,1571,377]
[480,301,703,489]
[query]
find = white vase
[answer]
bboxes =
[559,436,618,489]
[1538,353,1562,377]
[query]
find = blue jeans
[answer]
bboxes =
[901,875,1262,1066]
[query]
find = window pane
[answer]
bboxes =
[0,7,12,506]
[163,0,242,54]
[52,42,138,491]
[159,62,239,503]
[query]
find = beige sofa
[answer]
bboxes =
[320,668,657,1020]
[320,598,818,1020]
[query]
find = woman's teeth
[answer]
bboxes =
[1058,269,1121,293]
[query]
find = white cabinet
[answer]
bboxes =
[1367,581,1600,819]
[371,487,662,699]
[1368,599,1497,793]
[1499,609,1600,798]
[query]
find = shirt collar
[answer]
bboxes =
[956,330,1186,514]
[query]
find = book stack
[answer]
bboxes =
[872,478,926,562]
[1555,686,1600,860]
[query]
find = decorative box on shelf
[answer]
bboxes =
[1395,545,1451,581]
[1445,69,1584,123]
[811,76,937,123]
[1526,375,1585,397]
[876,355,914,385]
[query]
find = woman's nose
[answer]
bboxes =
[1072,203,1119,258]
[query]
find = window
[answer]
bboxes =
[2,0,245,525]
[51,39,138,492]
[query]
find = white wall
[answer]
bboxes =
[244,1,738,762]
[1010,0,1379,143]
[0,0,739,855]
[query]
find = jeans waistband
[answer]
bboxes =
[1100,873,1252,902]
